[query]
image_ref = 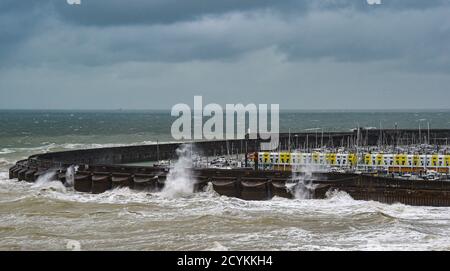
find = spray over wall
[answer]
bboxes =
[34,171,57,186]
[161,144,196,198]
[65,165,78,187]
[33,170,66,192]
[288,162,323,199]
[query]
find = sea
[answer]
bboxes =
[1,109,450,250]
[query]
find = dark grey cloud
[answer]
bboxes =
[3,1,448,28]
[279,7,450,67]
[0,0,51,60]
[54,0,295,26]
[0,0,449,109]
[51,0,450,26]
[4,2,449,72]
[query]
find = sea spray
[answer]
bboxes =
[33,170,66,193]
[34,171,57,186]
[289,170,313,200]
[65,165,78,187]
[161,144,196,198]
[206,241,229,251]
[325,189,354,202]
[0,158,11,167]
[289,161,320,199]
[203,182,219,197]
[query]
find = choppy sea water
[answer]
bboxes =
[1,110,450,250]
[2,175,450,251]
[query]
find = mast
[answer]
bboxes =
[156,140,160,163]
[288,128,291,153]
[394,122,398,150]
[315,129,318,149]
[419,121,422,144]
[381,127,384,149]
[306,134,309,153]
[321,128,324,149]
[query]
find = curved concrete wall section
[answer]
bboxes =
[29,129,450,165]
[8,129,450,207]
[32,139,253,165]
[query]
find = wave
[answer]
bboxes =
[3,173,450,250]
[0,148,15,155]
[0,140,180,155]
[325,189,356,202]
[205,241,229,251]
[0,158,13,167]
[0,172,9,180]
[2,168,450,222]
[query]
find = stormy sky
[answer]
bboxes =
[0,0,449,110]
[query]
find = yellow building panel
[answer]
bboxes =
[348,154,357,166]
[285,152,291,164]
[364,154,372,165]
[394,154,407,166]
[376,154,384,165]
[431,155,438,167]
[263,152,270,163]
[327,153,337,165]
[445,155,450,167]
[400,154,407,166]
[313,152,320,163]
[279,152,291,164]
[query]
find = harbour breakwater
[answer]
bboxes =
[8,129,450,207]
[17,128,450,165]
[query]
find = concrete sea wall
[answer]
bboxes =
[8,129,450,206]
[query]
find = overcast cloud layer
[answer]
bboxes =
[0,0,449,109]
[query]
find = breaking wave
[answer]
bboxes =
[0,158,13,167]
[0,149,15,155]
[0,141,165,154]
[161,144,196,198]
[2,166,450,250]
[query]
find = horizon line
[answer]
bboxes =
[0,108,450,112]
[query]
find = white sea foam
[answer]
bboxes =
[2,162,450,251]
[0,158,12,166]
[0,171,9,181]
[0,141,166,154]
[0,148,15,155]
[205,241,229,251]
[325,189,355,202]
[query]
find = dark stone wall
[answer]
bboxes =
[27,135,324,166]
[10,130,450,207]
[278,129,450,148]
[32,139,257,165]
[29,129,450,166]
